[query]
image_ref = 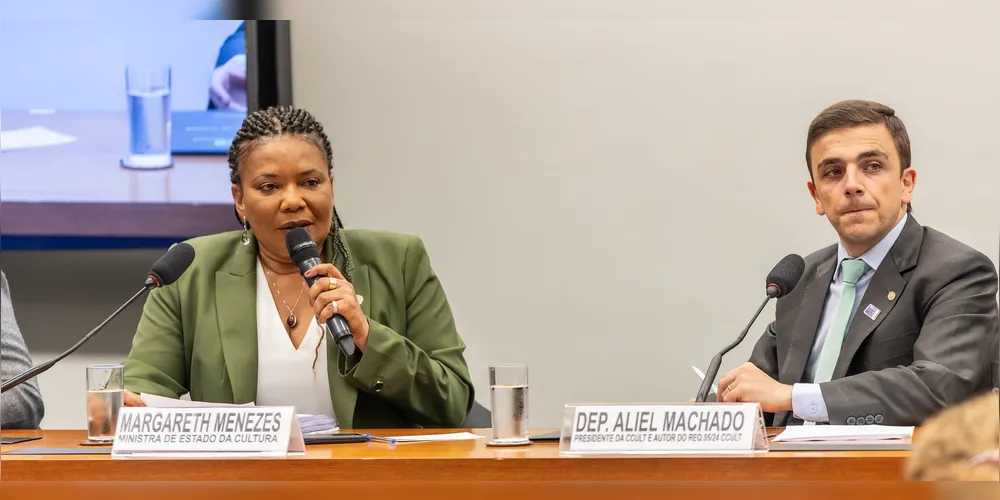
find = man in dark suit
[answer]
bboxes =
[718,100,999,426]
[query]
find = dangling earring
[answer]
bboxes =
[240,216,251,245]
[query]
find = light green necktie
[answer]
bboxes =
[812,258,869,384]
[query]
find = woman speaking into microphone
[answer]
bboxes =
[122,106,474,429]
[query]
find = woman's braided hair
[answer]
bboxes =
[228,105,352,283]
[229,106,351,372]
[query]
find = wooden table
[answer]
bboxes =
[0,428,954,499]
[1,427,913,481]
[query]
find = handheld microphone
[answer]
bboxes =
[0,243,196,394]
[693,254,805,403]
[285,228,356,358]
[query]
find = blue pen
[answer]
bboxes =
[365,433,396,444]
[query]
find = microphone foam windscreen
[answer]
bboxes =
[149,243,195,287]
[766,254,805,297]
[284,227,320,263]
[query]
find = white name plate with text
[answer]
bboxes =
[111,406,306,458]
[558,403,768,456]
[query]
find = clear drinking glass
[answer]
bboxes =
[121,65,173,169]
[487,363,530,446]
[86,363,124,443]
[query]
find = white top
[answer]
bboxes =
[254,259,337,421]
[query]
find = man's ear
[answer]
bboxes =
[900,168,917,206]
[807,181,825,216]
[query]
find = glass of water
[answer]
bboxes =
[86,363,124,443]
[487,363,530,446]
[121,65,173,170]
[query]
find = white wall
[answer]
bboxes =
[281,0,1000,427]
[9,0,1000,429]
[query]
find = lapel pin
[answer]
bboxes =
[356,294,364,305]
[863,304,881,320]
[887,291,896,301]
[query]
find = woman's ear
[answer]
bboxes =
[231,184,245,220]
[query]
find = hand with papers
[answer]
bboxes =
[124,390,147,407]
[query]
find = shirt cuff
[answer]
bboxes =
[792,383,830,423]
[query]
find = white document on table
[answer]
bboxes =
[0,126,77,152]
[140,393,255,408]
[772,425,914,442]
[381,432,483,443]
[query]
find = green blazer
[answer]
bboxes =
[123,228,474,429]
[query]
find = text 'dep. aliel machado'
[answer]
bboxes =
[559,403,768,455]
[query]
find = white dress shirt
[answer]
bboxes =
[792,214,909,423]
[254,259,337,420]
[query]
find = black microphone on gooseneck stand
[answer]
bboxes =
[693,254,806,403]
[0,243,196,394]
[285,227,356,358]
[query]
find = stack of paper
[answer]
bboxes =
[772,425,914,442]
[371,432,483,443]
[299,414,340,435]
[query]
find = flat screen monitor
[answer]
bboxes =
[0,9,292,250]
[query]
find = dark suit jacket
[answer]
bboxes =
[748,216,1000,426]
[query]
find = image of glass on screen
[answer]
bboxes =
[0,5,264,245]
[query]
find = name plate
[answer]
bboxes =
[558,403,768,456]
[111,406,306,458]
